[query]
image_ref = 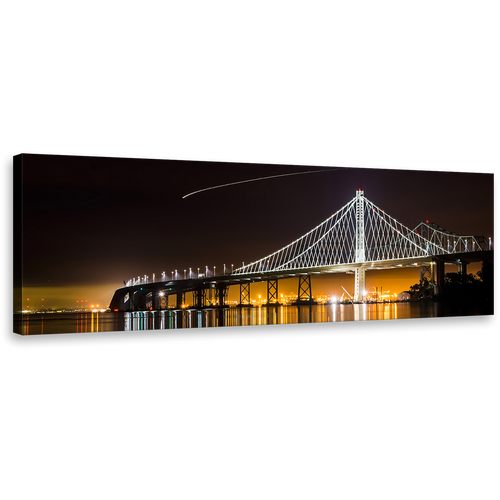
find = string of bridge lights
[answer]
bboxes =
[126,263,244,287]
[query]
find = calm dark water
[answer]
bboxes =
[14,302,488,335]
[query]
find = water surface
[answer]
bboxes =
[14,302,488,335]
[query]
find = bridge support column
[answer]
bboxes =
[434,260,445,296]
[150,290,162,310]
[296,275,314,303]
[354,267,366,302]
[458,260,468,284]
[130,290,136,312]
[194,288,207,308]
[176,291,185,309]
[420,263,434,283]
[240,283,251,306]
[266,279,279,305]
[145,291,154,310]
[215,285,228,307]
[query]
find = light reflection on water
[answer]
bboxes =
[14,302,488,335]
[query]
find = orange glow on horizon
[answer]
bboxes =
[20,262,484,310]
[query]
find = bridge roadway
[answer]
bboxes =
[109,250,492,311]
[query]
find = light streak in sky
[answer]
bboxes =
[182,168,339,199]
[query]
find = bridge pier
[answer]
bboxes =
[354,267,366,302]
[458,260,468,284]
[265,279,279,306]
[434,259,445,296]
[294,275,315,304]
[193,288,205,309]
[176,291,185,309]
[131,290,142,311]
[132,288,151,311]
[239,283,251,306]
[146,291,154,310]
[215,284,228,307]
[298,275,311,301]
[193,288,207,308]
[420,263,434,283]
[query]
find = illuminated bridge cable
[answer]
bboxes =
[233,191,488,275]
[182,169,337,199]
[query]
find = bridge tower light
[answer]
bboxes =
[231,264,234,273]
[198,267,200,278]
[184,270,186,280]
[489,237,492,250]
[189,268,192,278]
[214,266,216,276]
[224,264,226,274]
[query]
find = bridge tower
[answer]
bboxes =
[354,189,366,301]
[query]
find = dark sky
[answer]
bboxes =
[19,154,494,305]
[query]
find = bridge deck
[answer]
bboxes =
[110,250,492,310]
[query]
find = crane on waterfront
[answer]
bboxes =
[341,286,354,303]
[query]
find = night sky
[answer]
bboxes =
[18,154,494,308]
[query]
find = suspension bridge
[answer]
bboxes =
[109,190,492,311]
